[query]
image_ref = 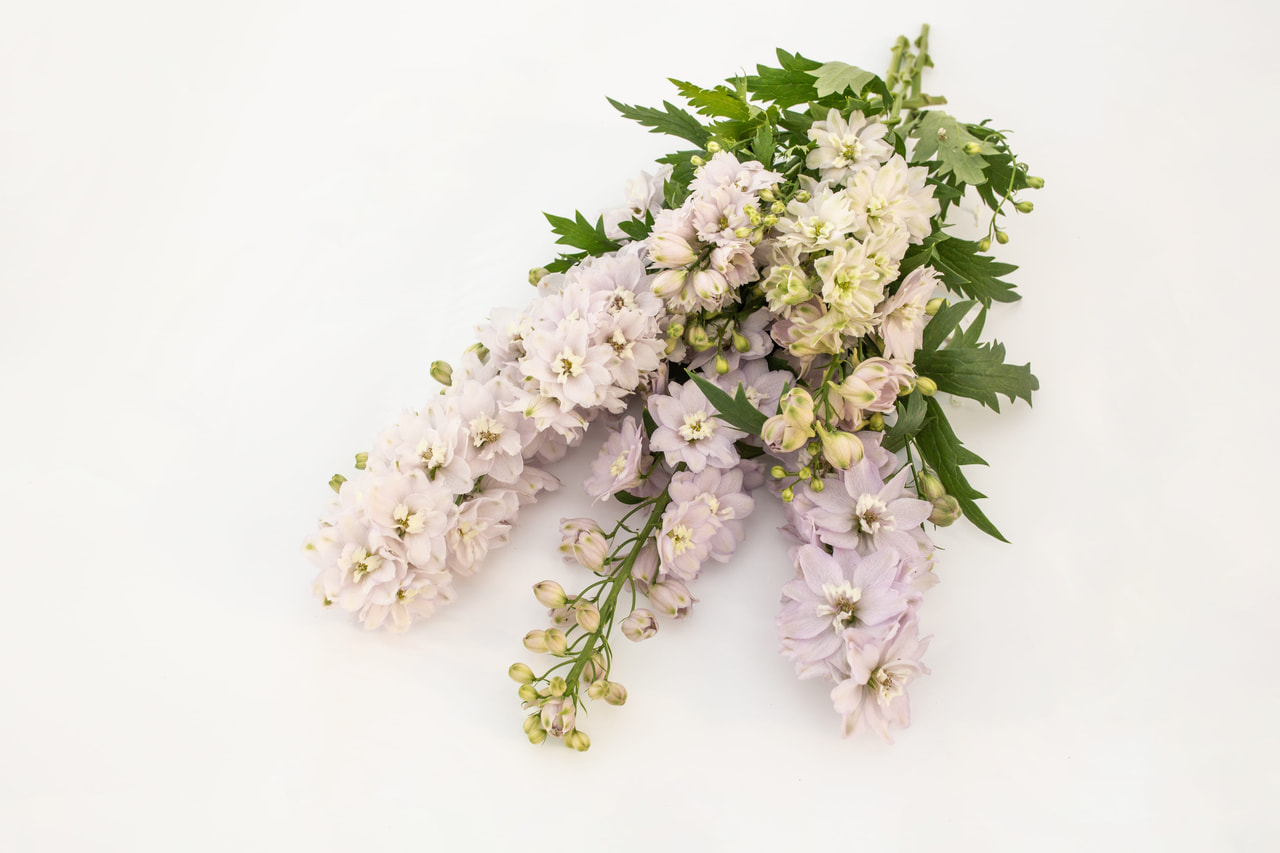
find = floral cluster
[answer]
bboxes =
[306,27,1040,748]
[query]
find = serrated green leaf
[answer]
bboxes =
[745,54,819,109]
[905,233,1020,306]
[669,79,751,121]
[617,217,652,242]
[688,374,767,436]
[606,97,710,147]
[954,307,987,349]
[655,149,698,208]
[543,211,621,256]
[921,299,977,352]
[883,391,929,453]
[913,398,1007,542]
[809,61,877,98]
[751,123,775,167]
[910,111,998,185]
[913,341,1038,412]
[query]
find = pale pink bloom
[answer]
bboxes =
[648,381,746,473]
[359,567,455,632]
[311,512,409,613]
[364,470,455,569]
[831,617,931,741]
[379,407,474,494]
[668,466,754,563]
[806,462,933,555]
[690,185,756,246]
[584,416,650,501]
[705,358,791,418]
[688,151,781,195]
[446,492,517,575]
[647,577,695,619]
[878,266,940,360]
[657,498,718,580]
[601,165,671,240]
[521,319,615,411]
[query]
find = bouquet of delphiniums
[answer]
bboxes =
[304,25,1041,750]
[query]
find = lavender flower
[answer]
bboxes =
[648,381,746,473]
[831,618,931,741]
[584,416,650,501]
[807,462,933,555]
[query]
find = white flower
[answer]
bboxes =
[806,108,892,185]
[689,151,781,195]
[844,155,939,243]
[813,240,885,335]
[520,319,614,411]
[877,265,940,360]
[775,179,859,253]
[601,165,671,240]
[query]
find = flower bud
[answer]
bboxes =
[1026,175,1045,189]
[559,517,608,572]
[867,413,885,431]
[771,201,786,215]
[429,360,453,386]
[714,354,730,375]
[648,579,694,619]
[548,606,574,629]
[781,486,795,502]
[917,471,946,501]
[565,729,591,752]
[795,190,811,203]
[621,608,658,642]
[649,233,696,267]
[604,682,628,706]
[532,580,568,609]
[706,140,722,153]
[522,630,549,654]
[731,331,751,353]
[782,388,816,430]
[630,542,660,586]
[963,141,982,155]
[547,676,567,697]
[508,663,535,684]
[732,226,752,239]
[916,376,938,396]
[925,298,945,316]
[545,628,569,656]
[977,238,991,252]
[815,422,865,469]
[587,680,607,700]
[810,479,825,493]
[328,474,346,493]
[523,714,543,735]
[665,322,684,340]
[686,323,713,351]
[759,188,776,202]
[770,465,787,479]
[518,684,539,703]
[527,727,547,745]
[995,229,1010,245]
[353,452,368,470]
[762,413,812,453]
[929,495,962,526]
[798,466,811,480]
[690,155,705,167]
[582,651,607,684]
[528,267,550,286]
[1015,200,1034,213]
[651,268,687,299]
[574,601,601,633]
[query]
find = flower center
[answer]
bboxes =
[608,329,632,356]
[347,548,382,581]
[469,414,503,447]
[666,524,694,555]
[816,581,862,629]
[393,503,426,537]
[607,288,635,313]
[678,411,715,443]
[554,348,585,379]
[609,452,630,477]
[870,664,905,702]
[840,138,864,163]
[854,494,892,535]
[417,438,449,471]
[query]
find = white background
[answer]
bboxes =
[2,1,1277,850]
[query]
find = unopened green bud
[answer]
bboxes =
[977,238,991,252]
[929,495,962,526]
[604,682,627,706]
[545,628,569,656]
[918,471,946,501]
[916,376,938,396]
[706,140,722,153]
[1015,200,1035,213]
[328,474,346,493]
[1026,175,1045,189]
[715,354,730,375]
[532,580,568,609]
[666,322,684,339]
[522,630,549,654]
[508,663,535,684]
[963,142,982,155]
[794,190,811,203]
[528,267,550,286]
[770,201,786,215]
[798,466,812,480]
[548,676,567,697]
[575,601,601,633]
[565,729,591,752]
[523,714,542,735]
[691,154,705,167]
[518,684,539,703]
[745,206,762,226]
[771,465,787,480]
[759,188,776,202]
[430,360,453,386]
[995,230,1010,245]
[925,298,945,316]
[867,413,885,431]
[762,214,778,228]
[527,727,547,745]
[587,680,607,700]
[354,452,368,470]
[733,226,752,239]
[781,487,795,502]
[731,331,751,353]
[686,324,712,351]
[810,478,825,493]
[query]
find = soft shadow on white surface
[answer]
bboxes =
[1,1,1277,850]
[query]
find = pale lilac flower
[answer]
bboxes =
[379,407,474,494]
[668,467,754,563]
[620,609,659,642]
[648,381,745,473]
[688,151,781,195]
[364,470,455,569]
[831,617,931,740]
[559,517,608,572]
[807,462,933,555]
[647,208,700,269]
[830,358,915,424]
[657,498,718,580]
[520,319,615,411]
[690,185,756,246]
[806,108,892,185]
[584,417,650,501]
[778,544,912,680]
[311,513,409,612]
[601,165,671,240]
[446,493,517,575]
[359,567,455,632]
[878,266,940,360]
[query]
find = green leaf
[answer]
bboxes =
[910,111,998,185]
[606,97,710,147]
[752,123,775,168]
[735,440,766,460]
[745,50,822,108]
[920,299,977,353]
[913,341,1038,412]
[613,490,645,506]
[809,61,877,98]
[954,307,987,349]
[543,211,620,256]
[617,215,652,243]
[669,79,751,121]
[882,391,929,453]
[544,253,586,274]
[655,149,699,208]
[688,374,767,436]
[913,398,1007,542]
[903,233,1020,306]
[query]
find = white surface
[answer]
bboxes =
[2,1,1277,850]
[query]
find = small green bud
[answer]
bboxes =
[781,487,795,502]
[867,413,885,431]
[545,628,569,656]
[690,154,705,167]
[465,341,489,360]
[925,298,945,316]
[798,466,812,480]
[528,267,550,286]
[587,680,607,700]
[977,238,991,252]
[522,630,549,654]
[574,601,601,633]
[665,322,684,339]
[1026,175,1045,189]
[565,730,591,752]
[527,727,547,745]
[604,682,627,706]
[664,338,679,356]
[810,478,825,493]
[686,324,713,351]
[328,474,346,493]
[770,201,786,215]
[771,465,787,480]
[731,331,751,353]
[706,140,722,153]
[759,188,776,202]
[523,714,542,735]
[430,360,453,386]
[532,580,568,609]
[353,452,368,470]
[733,226,752,239]
[1015,200,1035,213]
[916,376,938,396]
[929,495,962,527]
[548,676,567,697]
[714,354,730,375]
[794,190,811,203]
[995,230,1010,245]
[963,142,982,155]
[761,214,778,228]
[518,684,539,703]
[918,471,946,501]
[508,663,535,684]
